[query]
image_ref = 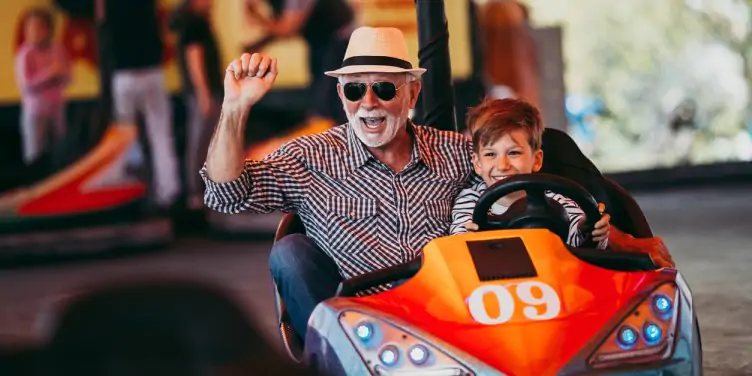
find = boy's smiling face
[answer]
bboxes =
[472,129,544,189]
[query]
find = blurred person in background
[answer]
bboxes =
[170,0,224,211]
[104,0,181,213]
[476,0,540,107]
[42,280,321,376]
[668,98,698,166]
[14,7,71,171]
[244,0,355,125]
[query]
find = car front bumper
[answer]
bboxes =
[303,300,700,376]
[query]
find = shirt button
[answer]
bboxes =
[350,211,356,217]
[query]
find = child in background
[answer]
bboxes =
[15,7,71,168]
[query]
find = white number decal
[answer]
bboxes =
[467,285,515,325]
[516,281,561,320]
[467,281,562,325]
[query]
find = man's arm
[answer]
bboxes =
[203,52,303,214]
[250,0,315,38]
[243,1,273,29]
[181,19,213,114]
[608,228,675,268]
[186,44,212,113]
[205,105,248,183]
[201,105,311,214]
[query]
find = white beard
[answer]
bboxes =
[345,105,409,148]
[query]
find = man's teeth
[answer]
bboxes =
[361,117,386,128]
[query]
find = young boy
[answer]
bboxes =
[451,98,610,249]
[15,7,71,167]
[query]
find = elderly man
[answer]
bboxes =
[202,27,609,338]
[202,27,474,337]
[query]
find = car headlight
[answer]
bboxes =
[339,310,474,376]
[588,283,679,368]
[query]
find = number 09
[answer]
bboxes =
[467,281,562,325]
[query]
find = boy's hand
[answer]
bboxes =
[464,221,479,232]
[591,203,611,243]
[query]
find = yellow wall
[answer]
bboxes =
[0,0,471,103]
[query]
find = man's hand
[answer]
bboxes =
[591,203,611,243]
[205,53,276,184]
[224,52,278,110]
[643,237,675,268]
[608,227,676,268]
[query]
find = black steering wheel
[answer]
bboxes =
[471,173,602,247]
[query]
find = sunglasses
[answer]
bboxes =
[342,82,405,102]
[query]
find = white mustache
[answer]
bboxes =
[353,110,390,118]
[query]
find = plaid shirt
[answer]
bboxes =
[201,121,476,280]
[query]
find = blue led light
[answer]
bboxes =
[617,326,638,347]
[643,323,663,344]
[355,322,373,341]
[380,346,399,366]
[653,294,672,314]
[409,345,429,365]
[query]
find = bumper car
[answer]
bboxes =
[272,171,702,376]
[261,0,700,372]
[0,123,172,263]
[266,0,701,368]
[0,1,174,263]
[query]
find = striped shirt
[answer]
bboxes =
[450,181,608,249]
[201,121,476,280]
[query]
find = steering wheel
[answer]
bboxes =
[471,173,602,247]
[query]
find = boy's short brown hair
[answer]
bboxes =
[466,97,544,152]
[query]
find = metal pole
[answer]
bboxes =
[95,0,113,126]
[413,0,457,132]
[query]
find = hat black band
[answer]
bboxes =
[340,55,413,70]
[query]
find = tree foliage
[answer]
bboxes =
[520,0,751,169]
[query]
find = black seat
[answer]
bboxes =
[540,128,653,238]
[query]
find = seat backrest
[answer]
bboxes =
[602,178,654,238]
[540,128,653,238]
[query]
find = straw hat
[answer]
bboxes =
[324,27,426,78]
